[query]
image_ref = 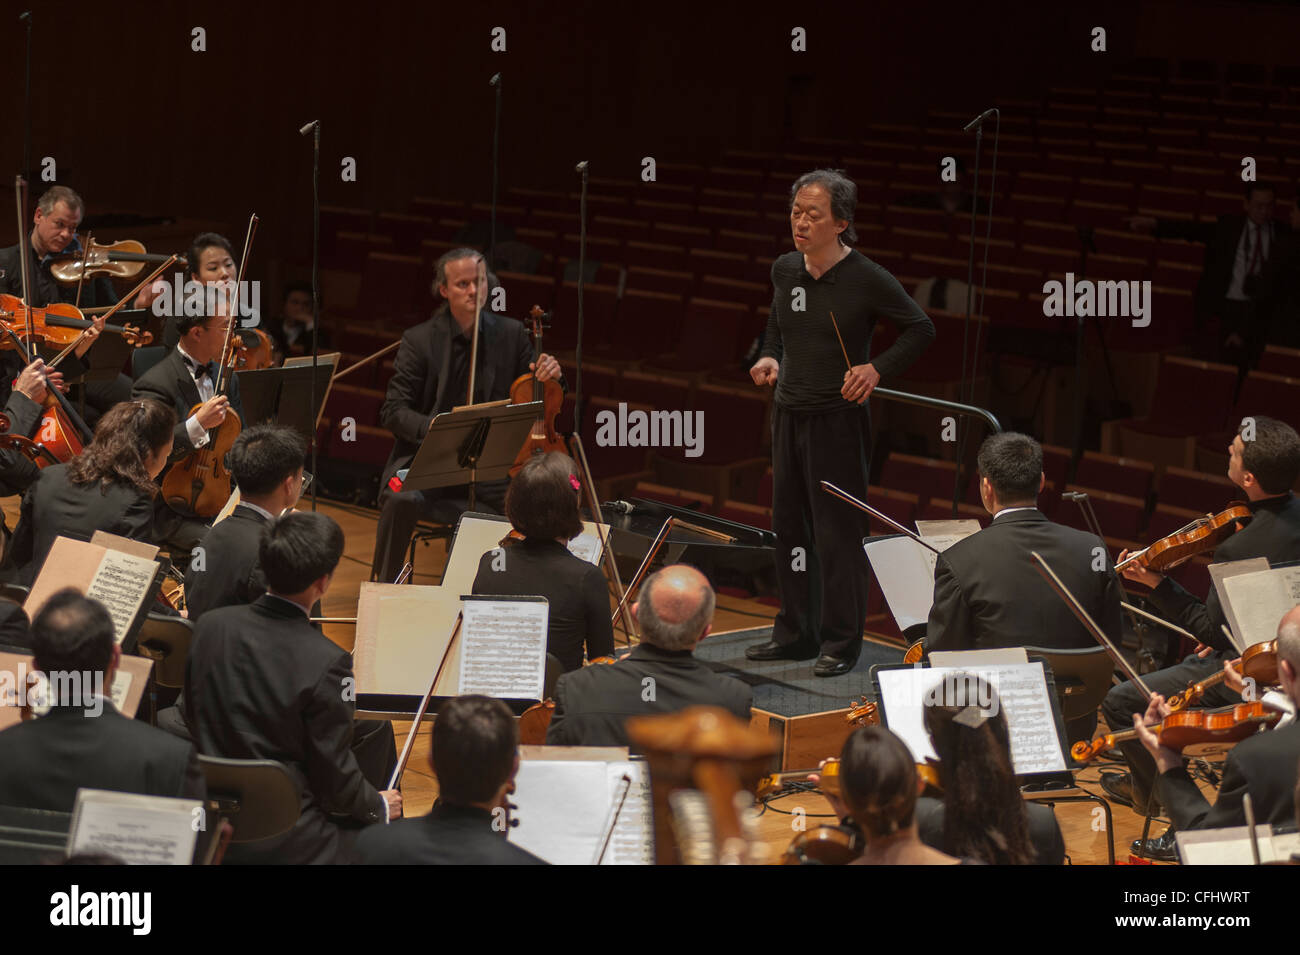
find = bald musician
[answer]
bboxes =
[546,565,751,747]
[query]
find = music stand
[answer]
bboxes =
[234,361,335,441]
[403,400,541,509]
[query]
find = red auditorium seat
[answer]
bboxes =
[644,298,750,373]
[1073,451,1156,502]
[1237,371,1300,423]
[551,281,618,351]
[614,370,692,412]
[696,276,769,310]
[1258,346,1300,378]
[1102,356,1238,469]
[713,499,773,532]
[878,452,960,506]
[1145,503,1206,540]
[625,241,689,273]
[376,212,434,249]
[1060,484,1147,539]
[497,271,557,315]
[625,266,694,298]
[631,481,713,512]
[329,422,394,470]
[357,252,423,320]
[688,248,750,281]
[864,486,920,535]
[1156,465,1238,511]
[579,397,654,489]
[324,384,385,429]
[918,497,989,527]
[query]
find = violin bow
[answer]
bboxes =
[592,774,634,865]
[215,213,258,396]
[1031,550,1153,699]
[73,232,92,310]
[820,480,943,555]
[465,256,488,405]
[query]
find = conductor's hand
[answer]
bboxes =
[380,789,403,820]
[531,351,561,383]
[1125,215,1157,234]
[194,395,231,430]
[750,356,779,387]
[1117,548,1163,589]
[842,362,880,405]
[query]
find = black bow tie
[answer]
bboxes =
[186,358,217,380]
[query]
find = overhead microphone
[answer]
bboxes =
[575,160,589,173]
[489,72,501,87]
[962,108,996,132]
[298,119,319,137]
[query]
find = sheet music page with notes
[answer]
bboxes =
[87,550,158,646]
[457,596,548,699]
[602,761,653,866]
[914,519,982,577]
[567,531,605,567]
[1218,564,1300,649]
[67,790,200,865]
[877,662,1066,775]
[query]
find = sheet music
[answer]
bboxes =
[67,790,199,865]
[86,550,157,645]
[567,531,604,567]
[864,536,936,629]
[1177,825,1300,865]
[457,597,548,699]
[510,760,610,864]
[110,670,132,711]
[601,761,653,866]
[876,662,1066,775]
[1219,565,1300,649]
[915,519,981,576]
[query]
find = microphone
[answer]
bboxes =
[575,160,589,174]
[19,11,31,22]
[298,119,319,137]
[962,108,996,132]
[605,500,636,514]
[489,72,501,87]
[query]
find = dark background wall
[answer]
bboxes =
[2,0,1294,277]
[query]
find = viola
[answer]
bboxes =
[49,238,182,285]
[508,305,565,476]
[845,695,879,727]
[1070,700,1280,763]
[1116,503,1252,573]
[227,327,276,370]
[0,294,152,348]
[1165,640,1279,711]
[903,639,924,665]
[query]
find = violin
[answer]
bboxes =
[508,305,565,476]
[1165,640,1279,711]
[49,238,182,285]
[1116,503,1252,573]
[903,639,924,665]
[0,410,57,466]
[1070,700,1280,763]
[227,327,276,370]
[845,695,879,727]
[0,294,152,348]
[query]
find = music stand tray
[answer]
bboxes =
[234,362,335,441]
[403,400,541,495]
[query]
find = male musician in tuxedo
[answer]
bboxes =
[370,247,562,583]
[1134,605,1300,838]
[184,424,306,621]
[1102,415,1300,858]
[746,169,935,677]
[0,185,131,418]
[1127,182,1292,366]
[546,565,752,747]
[925,432,1123,656]
[185,511,401,864]
[0,590,205,813]
[355,695,546,865]
[132,305,245,559]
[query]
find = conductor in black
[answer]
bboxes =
[746,170,935,676]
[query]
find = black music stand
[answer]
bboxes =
[403,400,541,509]
[234,360,335,441]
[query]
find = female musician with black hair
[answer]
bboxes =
[5,398,176,584]
[471,451,614,672]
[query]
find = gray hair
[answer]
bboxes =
[37,185,84,218]
[637,568,715,651]
[432,247,484,296]
[790,169,857,245]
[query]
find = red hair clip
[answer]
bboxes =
[569,474,581,492]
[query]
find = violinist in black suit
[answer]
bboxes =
[5,399,175,586]
[184,424,307,621]
[185,511,401,864]
[925,432,1122,655]
[546,565,752,748]
[1105,416,1300,858]
[471,452,614,672]
[0,590,204,813]
[370,247,563,583]
[1136,605,1300,836]
[1128,182,1292,365]
[132,306,244,557]
[355,695,547,865]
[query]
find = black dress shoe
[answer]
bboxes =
[813,653,857,677]
[745,640,819,662]
[1099,771,1134,808]
[1131,829,1179,862]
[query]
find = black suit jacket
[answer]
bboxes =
[546,643,753,747]
[355,803,548,865]
[471,538,615,672]
[183,504,269,621]
[379,308,534,488]
[185,594,386,864]
[925,509,1122,653]
[1157,720,1300,832]
[0,702,204,812]
[6,462,155,585]
[131,348,244,462]
[1147,493,1300,651]
[0,241,116,311]
[0,382,44,498]
[1154,215,1292,320]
